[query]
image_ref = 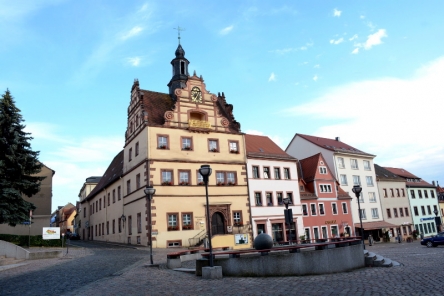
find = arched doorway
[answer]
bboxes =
[211,212,225,235]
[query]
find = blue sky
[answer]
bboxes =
[1,0,443,211]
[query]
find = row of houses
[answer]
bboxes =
[71,43,443,249]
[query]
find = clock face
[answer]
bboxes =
[191,87,202,103]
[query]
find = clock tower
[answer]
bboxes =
[168,44,190,99]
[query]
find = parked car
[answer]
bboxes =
[420,232,444,247]
[69,233,80,240]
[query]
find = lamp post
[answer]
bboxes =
[434,209,441,233]
[144,186,156,265]
[283,198,293,243]
[352,185,365,249]
[199,164,213,267]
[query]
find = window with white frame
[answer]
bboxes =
[302,204,308,216]
[158,136,168,149]
[208,139,218,152]
[197,171,203,184]
[332,203,338,215]
[179,171,190,185]
[342,202,348,214]
[252,166,259,179]
[368,192,376,203]
[284,168,290,179]
[337,157,345,168]
[340,174,348,185]
[233,212,242,225]
[227,172,236,185]
[366,176,374,186]
[350,159,358,169]
[371,208,379,219]
[310,204,317,216]
[162,170,173,185]
[274,167,281,179]
[360,209,367,220]
[363,160,371,170]
[255,192,262,206]
[263,167,270,179]
[319,203,325,215]
[229,141,238,153]
[358,192,364,203]
[319,167,327,174]
[353,175,361,186]
[320,184,332,193]
[168,214,178,230]
[182,137,192,150]
[216,172,225,185]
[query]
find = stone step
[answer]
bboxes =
[372,255,386,267]
[381,258,393,267]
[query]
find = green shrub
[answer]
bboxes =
[0,234,63,247]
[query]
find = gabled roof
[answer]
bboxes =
[140,89,175,127]
[298,153,321,183]
[374,164,405,182]
[384,167,434,187]
[82,150,124,202]
[290,133,375,157]
[245,134,296,161]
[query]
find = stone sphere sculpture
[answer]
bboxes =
[254,233,273,250]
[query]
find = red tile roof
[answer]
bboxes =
[298,153,321,182]
[245,134,296,160]
[291,133,374,157]
[384,167,434,187]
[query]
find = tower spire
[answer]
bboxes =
[173,26,186,45]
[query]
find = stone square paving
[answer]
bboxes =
[1,240,443,295]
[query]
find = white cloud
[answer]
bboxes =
[313,75,318,81]
[26,123,123,210]
[314,64,320,68]
[126,57,141,66]
[349,34,358,41]
[360,15,365,19]
[333,8,342,17]
[351,48,359,54]
[220,25,234,35]
[270,48,297,54]
[366,21,376,31]
[329,38,344,45]
[282,57,444,180]
[268,72,276,82]
[363,29,387,49]
[121,26,143,40]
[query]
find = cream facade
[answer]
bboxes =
[80,44,251,248]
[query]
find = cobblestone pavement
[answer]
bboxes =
[1,241,443,296]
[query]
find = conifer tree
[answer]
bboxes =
[0,89,44,226]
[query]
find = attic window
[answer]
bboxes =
[259,148,264,152]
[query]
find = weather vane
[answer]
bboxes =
[173,26,185,44]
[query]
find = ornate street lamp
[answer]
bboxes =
[199,164,213,267]
[144,186,156,265]
[352,185,365,249]
[283,198,294,243]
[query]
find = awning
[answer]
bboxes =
[354,221,398,230]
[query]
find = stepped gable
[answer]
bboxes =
[216,92,241,133]
[82,150,124,202]
[295,133,375,157]
[245,134,295,160]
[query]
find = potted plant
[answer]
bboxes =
[182,146,192,151]
[158,145,167,149]
[162,181,172,186]
[230,149,239,154]
[217,182,225,186]
[198,181,205,186]
[183,225,192,230]
[227,181,236,186]
[179,181,189,186]
[210,148,218,152]
[168,226,178,231]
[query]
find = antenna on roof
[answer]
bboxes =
[173,26,186,44]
